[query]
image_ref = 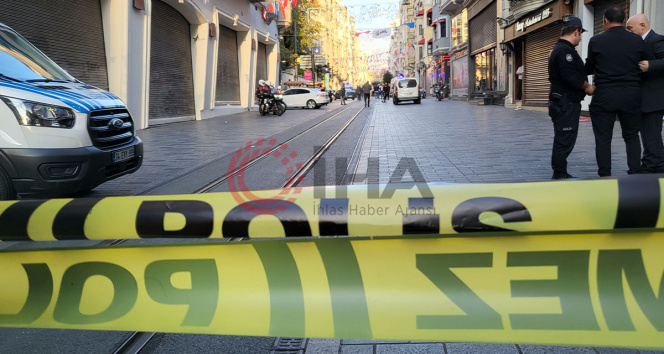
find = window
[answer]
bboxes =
[441,21,447,38]
[473,48,496,92]
[419,46,423,59]
[399,79,417,88]
[419,25,423,35]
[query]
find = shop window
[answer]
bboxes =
[474,48,496,92]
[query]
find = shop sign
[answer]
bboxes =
[516,8,551,32]
[453,50,466,60]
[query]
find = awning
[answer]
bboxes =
[427,8,432,13]
[431,17,446,26]
[418,38,426,44]
[428,38,433,43]
[417,9,424,16]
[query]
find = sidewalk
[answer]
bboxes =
[339,98,661,354]
[353,97,626,185]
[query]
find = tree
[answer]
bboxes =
[383,71,394,84]
[280,0,321,73]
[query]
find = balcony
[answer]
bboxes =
[439,0,462,14]
[505,0,555,25]
[432,37,450,55]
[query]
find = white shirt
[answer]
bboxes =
[643,29,652,40]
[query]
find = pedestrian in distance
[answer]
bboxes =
[362,81,372,107]
[585,6,645,177]
[382,83,390,102]
[548,16,595,180]
[340,86,347,105]
[626,14,664,173]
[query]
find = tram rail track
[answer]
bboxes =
[110,104,365,353]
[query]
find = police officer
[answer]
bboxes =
[548,16,594,179]
[585,6,645,177]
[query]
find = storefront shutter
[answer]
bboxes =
[255,42,268,103]
[149,0,195,121]
[593,0,630,34]
[216,25,241,104]
[469,1,497,54]
[523,25,560,106]
[0,0,108,90]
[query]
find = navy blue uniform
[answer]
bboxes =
[585,26,645,176]
[548,39,587,178]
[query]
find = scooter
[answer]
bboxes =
[420,88,427,99]
[434,86,443,101]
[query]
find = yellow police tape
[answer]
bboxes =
[0,233,663,349]
[0,175,662,241]
[0,175,663,349]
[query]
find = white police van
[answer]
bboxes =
[0,22,143,200]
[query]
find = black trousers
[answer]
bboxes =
[640,109,664,172]
[589,85,642,177]
[549,100,581,176]
[364,93,370,106]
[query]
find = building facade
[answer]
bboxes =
[501,0,664,110]
[0,0,283,129]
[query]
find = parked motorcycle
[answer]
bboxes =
[257,83,286,116]
[420,88,426,99]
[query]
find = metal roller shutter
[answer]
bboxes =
[469,2,497,54]
[0,0,108,90]
[524,25,559,106]
[255,43,268,103]
[216,25,241,104]
[593,0,630,35]
[149,0,195,120]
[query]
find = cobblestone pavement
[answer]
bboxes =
[89,101,359,196]
[336,97,663,354]
[353,98,634,184]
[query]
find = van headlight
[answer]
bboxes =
[0,97,75,128]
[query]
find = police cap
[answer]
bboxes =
[564,16,587,32]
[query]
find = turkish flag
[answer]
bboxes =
[292,0,297,7]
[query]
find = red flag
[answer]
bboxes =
[291,0,297,7]
[268,3,274,13]
[279,0,287,15]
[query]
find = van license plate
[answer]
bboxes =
[112,147,134,163]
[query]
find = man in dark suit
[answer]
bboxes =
[585,6,645,177]
[626,14,664,173]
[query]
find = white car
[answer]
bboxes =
[391,77,421,105]
[281,88,329,109]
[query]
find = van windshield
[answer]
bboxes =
[0,26,75,82]
[398,79,417,88]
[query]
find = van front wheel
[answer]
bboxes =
[0,168,16,201]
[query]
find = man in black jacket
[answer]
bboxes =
[626,14,664,173]
[585,6,645,177]
[548,16,594,179]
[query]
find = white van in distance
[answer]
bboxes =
[0,22,143,200]
[391,77,421,105]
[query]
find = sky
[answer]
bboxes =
[342,0,399,53]
[342,0,400,31]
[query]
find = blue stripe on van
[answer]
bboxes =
[0,81,125,113]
